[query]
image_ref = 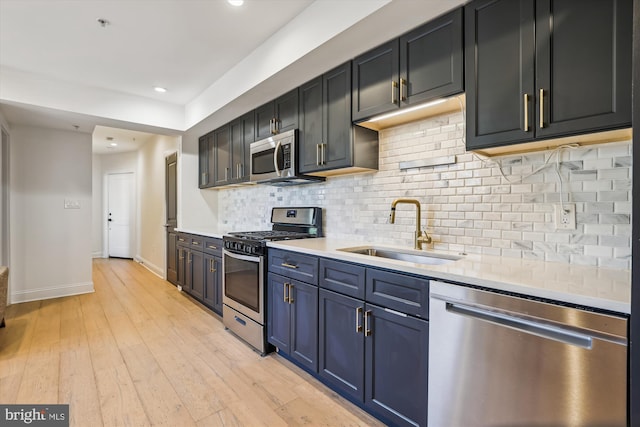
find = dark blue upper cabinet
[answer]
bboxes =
[399,7,464,107]
[365,304,429,427]
[465,0,632,151]
[352,39,400,122]
[255,88,299,140]
[352,7,464,122]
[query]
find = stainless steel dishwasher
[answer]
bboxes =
[428,280,628,427]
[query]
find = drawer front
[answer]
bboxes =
[365,269,429,319]
[189,235,205,249]
[177,233,189,247]
[268,249,318,285]
[319,258,366,299]
[203,237,223,256]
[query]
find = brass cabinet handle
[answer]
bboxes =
[539,88,545,128]
[283,282,289,303]
[179,249,184,260]
[523,93,530,132]
[192,241,200,246]
[210,259,217,273]
[281,262,298,269]
[207,245,217,250]
[356,307,363,333]
[321,143,326,165]
[188,252,192,264]
[316,144,321,166]
[201,172,206,185]
[400,78,407,102]
[391,80,398,104]
[288,284,294,304]
[364,310,372,336]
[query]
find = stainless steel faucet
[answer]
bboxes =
[389,198,432,250]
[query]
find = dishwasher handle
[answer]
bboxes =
[446,302,594,349]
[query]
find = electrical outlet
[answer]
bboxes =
[554,203,576,230]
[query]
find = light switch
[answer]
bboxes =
[64,199,81,209]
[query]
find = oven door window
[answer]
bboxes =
[224,252,260,313]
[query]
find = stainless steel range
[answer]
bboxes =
[222,207,322,354]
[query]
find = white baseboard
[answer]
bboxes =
[11,281,94,304]
[134,255,164,279]
[92,251,105,258]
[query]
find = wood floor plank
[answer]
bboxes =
[59,348,103,427]
[120,343,197,427]
[94,363,150,427]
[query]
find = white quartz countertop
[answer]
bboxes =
[267,238,631,314]
[175,228,225,239]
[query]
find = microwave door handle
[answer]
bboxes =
[273,140,282,177]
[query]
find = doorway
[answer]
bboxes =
[107,172,135,259]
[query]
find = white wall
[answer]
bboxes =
[136,134,179,277]
[179,128,218,229]
[9,125,93,303]
[92,151,137,258]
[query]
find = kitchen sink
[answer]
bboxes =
[337,246,463,265]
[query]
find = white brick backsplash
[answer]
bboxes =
[216,112,631,270]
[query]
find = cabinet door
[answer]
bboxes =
[267,273,291,352]
[275,88,299,134]
[289,279,318,373]
[352,39,400,122]
[204,254,222,314]
[167,230,178,285]
[198,135,209,188]
[298,76,323,174]
[465,0,535,150]
[177,247,186,288]
[230,118,244,182]
[214,125,231,186]
[365,304,429,427]
[229,112,254,182]
[399,8,463,107]
[323,62,352,170]
[189,250,204,300]
[255,102,274,140]
[535,0,632,138]
[318,289,365,402]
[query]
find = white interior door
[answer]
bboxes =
[107,173,134,258]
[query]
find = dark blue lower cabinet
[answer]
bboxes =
[319,289,365,402]
[203,254,222,315]
[365,303,429,427]
[267,273,292,353]
[267,273,318,372]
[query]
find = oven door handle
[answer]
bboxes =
[223,249,261,263]
[273,140,282,177]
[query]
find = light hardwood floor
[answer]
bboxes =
[0,258,384,426]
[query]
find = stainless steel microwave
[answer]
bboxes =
[249,129,324,186]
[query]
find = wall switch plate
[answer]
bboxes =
[554,203,576,230]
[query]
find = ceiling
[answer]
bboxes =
[0,0,465,154]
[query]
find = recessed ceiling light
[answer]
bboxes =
[228,0,244,6]
[153,86,167,93]
[109,142,118,147]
